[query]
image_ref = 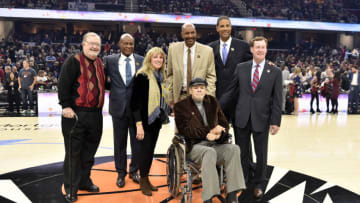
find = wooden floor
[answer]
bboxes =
[0,112,360,198]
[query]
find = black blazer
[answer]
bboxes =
[104,53,144,118]
[5,79,20,97]
[209,38,252,99]
[220,60,282,132]
[130,73,162,131]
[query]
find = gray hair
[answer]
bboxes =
[120,33,134,41]
[82,32,101,43]
[181,23,196,32]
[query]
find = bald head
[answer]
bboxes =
[120,33,134,41]
[181,23,196,32]
[119,33,135,56]
[181,23,197,48]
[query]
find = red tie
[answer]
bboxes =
[252,64,260,92]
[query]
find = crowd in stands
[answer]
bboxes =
[1,0,358,23]
[0,28,359,114]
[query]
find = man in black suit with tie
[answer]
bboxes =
[220,36,282,201]
[209,16,252,122]
[104,33,144,188]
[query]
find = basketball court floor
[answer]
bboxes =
[1,111,360,203]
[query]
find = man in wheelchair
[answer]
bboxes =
[174,78,246,203]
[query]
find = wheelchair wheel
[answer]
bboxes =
[166,144,183,197]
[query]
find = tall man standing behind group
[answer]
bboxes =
[167,23,216,108]
[220,36,282,201]
[209,16,252,122]
[104,33,144,188]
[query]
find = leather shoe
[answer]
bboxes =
[116,176,125,188]
[64,193,77,202]
[129,172,140,184]
[79,184,99,192]
[253,188,264,201]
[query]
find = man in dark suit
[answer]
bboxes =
[220,36,282,201]
[209,16,252,122]
[348,65,360,114]
[104,33,144,188]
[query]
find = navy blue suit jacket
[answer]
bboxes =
[220,60,282,132]
[104,53,144,118]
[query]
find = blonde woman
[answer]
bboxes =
[130,47,170,196]
[290,67,304,115]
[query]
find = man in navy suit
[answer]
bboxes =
[209,16,252,122]
[220,36,282,201]
[104,33,144,187]
[348,65,360,114]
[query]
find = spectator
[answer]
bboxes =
[18,58,37,113]
[5,72,21,113]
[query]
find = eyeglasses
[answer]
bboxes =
[85,41,101,47]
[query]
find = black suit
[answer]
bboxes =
[209,38,252,122]
[104,53,144,178]
[220,60,282,189]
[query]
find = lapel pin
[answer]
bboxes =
[267,69,270,73]
[231,48,235,51]
[136,62,140,66]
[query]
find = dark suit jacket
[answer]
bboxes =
[174,95,229,152]
[209,38,252,100]
[130,73,163,131]
[349,71,360,90]
[104,53,144,118]
[220,60,282,132]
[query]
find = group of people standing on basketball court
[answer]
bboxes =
[58,16,283,203]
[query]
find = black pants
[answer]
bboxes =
[325,95,332,111]
[62,110,103,194]
[7,94,20,112]
[138,119,162,177]
[331,98,338,112]
[112,116,139,178]
[310,93,319,110]
[234,118,269,190]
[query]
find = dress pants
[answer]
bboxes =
[349,85,359,113]
[62,110,103,194]
[138,119,162,177]
[112,115,139,178]
[188,141,245,201]
[234,118,269,190]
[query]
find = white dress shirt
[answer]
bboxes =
[219,36,232,61]
[183,43,196,89]
[351,72,358,86]
[118,53,136,85]
[251,59,265,82]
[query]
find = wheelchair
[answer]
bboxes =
[166,134,229,203]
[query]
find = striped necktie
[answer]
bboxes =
[252,64,260,92]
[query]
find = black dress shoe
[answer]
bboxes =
[117,176,125,188]
[253,188,264,201]
[64,193,78,202]
[129,172,140,184]
[79,184,99,192]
